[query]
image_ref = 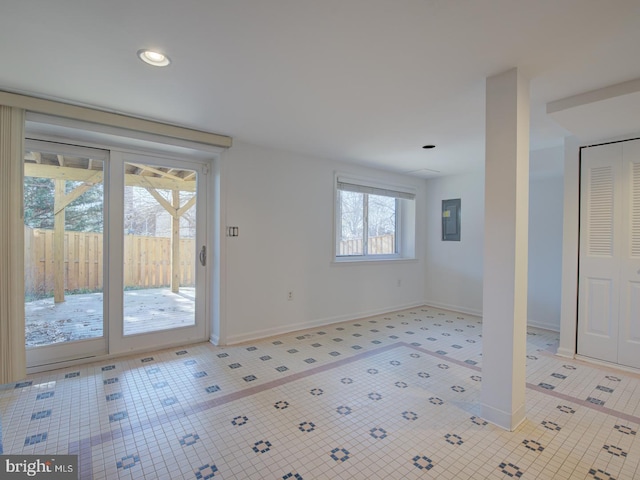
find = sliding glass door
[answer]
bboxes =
[116,153,206,351]
[25,142,209,368]
[24,140,108,367]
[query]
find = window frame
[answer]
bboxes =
[334,174,416,263]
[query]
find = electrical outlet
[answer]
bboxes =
[287,291,293,301]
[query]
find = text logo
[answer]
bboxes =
[1,455,77,479]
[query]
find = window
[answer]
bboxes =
[335,176,416,260]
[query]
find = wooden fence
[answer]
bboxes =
[24,227,195,296]
[338,234,395,256]
[24,227,394,296]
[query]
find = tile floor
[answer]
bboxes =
[1,306,639,479]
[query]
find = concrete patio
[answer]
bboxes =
[25,287,195,347]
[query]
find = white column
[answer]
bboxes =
[0,105,26,383]
[481,68,530,431]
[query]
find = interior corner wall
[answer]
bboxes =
[528,167,564,332]
[424,172,485,316]
[218,141,427,344]
[558,136,581,357]
[424,151,565,329]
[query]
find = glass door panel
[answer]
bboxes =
[23,138,210,368]
[24,140,108,366]
[122,161,198,336]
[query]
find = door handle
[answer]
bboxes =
[199,245,207,266]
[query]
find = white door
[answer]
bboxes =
[109,151,208,354]
[578,139,640,369]
[578,142,622,363]
[618,140,640,369]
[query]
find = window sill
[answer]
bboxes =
[331,256,418,266]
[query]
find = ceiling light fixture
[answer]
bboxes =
[137,49,171,67]
[422,144,436,149]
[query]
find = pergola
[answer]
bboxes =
[24,151,196,303]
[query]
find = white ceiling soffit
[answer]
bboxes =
[547,78,640,144]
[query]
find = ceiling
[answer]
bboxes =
[1,0,639,177]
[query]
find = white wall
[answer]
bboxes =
[424,172,485,315]
[217,141,427,344]
[528,153,564,331]
[424,146,565,329]
[216,140,566,344]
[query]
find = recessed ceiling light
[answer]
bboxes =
[422,144,436,149]
[137,49,171,67]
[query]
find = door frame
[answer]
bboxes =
[108,149,209,355]
[576,137,640,369]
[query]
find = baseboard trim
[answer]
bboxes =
[221,302,560,346]
[527,319,560,332]
[224,302,425,345]
[575,355,640,375]
[422,300,482,318]
[423,302,561,333]
[556,346,575,359]
[481,401,526,431]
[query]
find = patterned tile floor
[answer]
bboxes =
[1,306,640,479]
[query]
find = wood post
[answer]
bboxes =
[51,175,102,303]
[145,186,196,294]
[171,189,180,293]
[53,179,65,303]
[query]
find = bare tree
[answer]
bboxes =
[339,191,363,240]
[368,195,396,236]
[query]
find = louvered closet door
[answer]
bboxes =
[578,143,622,364]
[618,139,640,369]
